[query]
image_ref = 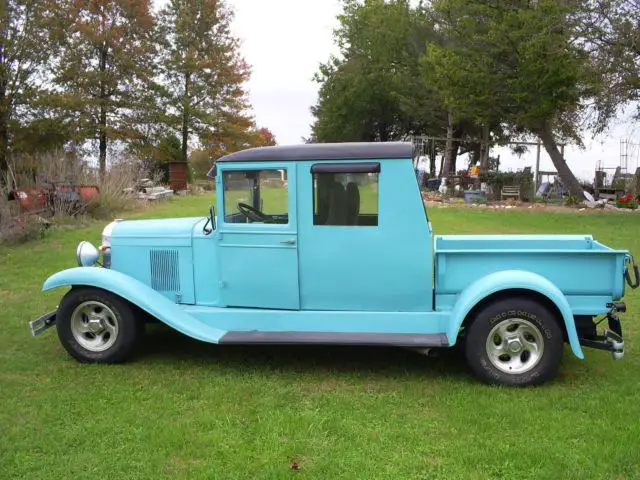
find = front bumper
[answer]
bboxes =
[578,302,625,360]
[29,309,57,336]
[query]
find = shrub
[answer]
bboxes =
[0,214,47,245]
[479,170,534,201]
[8,150,94,217]
[9,150,91,188]
[86,158,142,219]
[0,182,46,245]
[565,193,583,207]
[2,152,169,243]
[7,151,163,222]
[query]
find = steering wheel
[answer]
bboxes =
[237,202,272,223]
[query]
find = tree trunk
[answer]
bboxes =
[480,125,490,173]
[0,111,8,186]
[0,19,6,185]
[428,148,436,178]
[476,124,490,188]
[536,123,585,199]
[442,111,454,178]
[0,70,8,185]
[98,112,107,176]
[377,123,390,142]
[98,46,108,177]
[450,140,459,175]
[181,72,191,163]
[472,142,481,188]
[472,144,481,167]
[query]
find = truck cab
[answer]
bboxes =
[31,142,638,387]
[207,142,434,313]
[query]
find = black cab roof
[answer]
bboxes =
[215,142,413,163]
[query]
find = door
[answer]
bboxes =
[217,163,300,309]
[297,159,434,312]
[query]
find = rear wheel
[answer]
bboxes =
[464,296,564,386]
[56,287,143,363]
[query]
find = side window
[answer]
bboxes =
[312,163,379,226]
[223,169,288,224]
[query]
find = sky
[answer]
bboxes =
[158,0,640,183]
[227,0,342,144]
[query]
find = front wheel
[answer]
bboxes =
[56,287,143,363]
[464,296,564,387]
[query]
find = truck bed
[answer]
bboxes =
[434,234,628,314]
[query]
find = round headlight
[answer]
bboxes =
[76,241,99,267]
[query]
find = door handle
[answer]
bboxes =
[280,239,296,245]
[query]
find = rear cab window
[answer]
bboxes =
[311,162,380,226]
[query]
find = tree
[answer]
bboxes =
[423,0,596,198]
[311,0,501,177]
[11,117,75,156]
[251,127,276,147]
[200,109,255,158]
[53,0,156,176]
[188,147,212,179]
[311,0,449,143]
[575,1,640,128]
[187,125,276,180]
[123,84,175,166]
[156,0,252,164]
[0,0,62,181]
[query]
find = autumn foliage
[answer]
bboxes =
[0,0,276,184]
[53,0,157,175]
[253,128,277,148]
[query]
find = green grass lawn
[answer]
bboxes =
[1,195,639,479]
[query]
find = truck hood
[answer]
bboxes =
[110,217,206,247]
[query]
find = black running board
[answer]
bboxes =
[218,331,448,347]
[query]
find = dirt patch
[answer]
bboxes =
[0,289,24,301]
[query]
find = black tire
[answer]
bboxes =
[56,287,143,363]
[464,296,564,387]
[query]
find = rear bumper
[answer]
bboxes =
[29,309,57,336]
[577,302,625,360]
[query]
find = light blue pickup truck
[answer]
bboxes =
[30,142,638,386]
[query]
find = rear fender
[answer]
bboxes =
[447,270,584,359]
[43,267,226,343]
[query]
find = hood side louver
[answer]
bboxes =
[150,249,181,292]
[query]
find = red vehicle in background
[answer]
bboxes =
[8,179,100,216]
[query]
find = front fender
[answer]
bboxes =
[43,267,226,343]
[447,270,584,359]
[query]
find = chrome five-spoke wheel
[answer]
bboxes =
[485,318,544,374]
[70,301,119,352]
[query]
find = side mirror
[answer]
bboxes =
[209,205,217,231]
[203,205,217,235]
